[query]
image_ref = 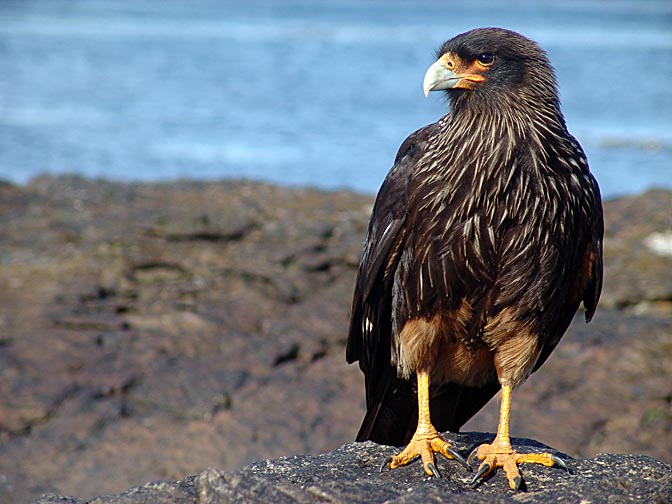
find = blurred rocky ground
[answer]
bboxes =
[0,176,670,503]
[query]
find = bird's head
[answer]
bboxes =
[423,28,558,109]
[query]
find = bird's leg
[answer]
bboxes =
[468,384,568,490]
[381,370,468,477]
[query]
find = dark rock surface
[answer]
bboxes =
[0,176,670,503]
[34,433,672,503]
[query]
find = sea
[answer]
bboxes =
[0,0,670,198]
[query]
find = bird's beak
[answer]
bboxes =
[423,59,460,97]
[423,56,485,97]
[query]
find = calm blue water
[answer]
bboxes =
[0,0,670,198]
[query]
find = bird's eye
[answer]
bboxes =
[477,53,496,66]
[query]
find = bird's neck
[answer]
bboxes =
[444,91,566,170]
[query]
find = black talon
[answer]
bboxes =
[467,446,480,466]
[512,475,522,492]
[552,455,571,474]
[379,456,393,473]
[470,463,491,487]
[445,447,471,471]
[427,462,442,478]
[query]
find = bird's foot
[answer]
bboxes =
[467,441,568,490]
[380,430,469,478]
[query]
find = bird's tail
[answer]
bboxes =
[356,368,501,446]
[356,369,417,446]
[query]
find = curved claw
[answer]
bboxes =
[552,455,571,474]
[444,446,471,472]
[470,462,491,487]
[467,446,480,466]
[426,462,442,479]
[512,475,522,492]
[379,456,393,473]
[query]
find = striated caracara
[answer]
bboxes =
[346,27,603,490]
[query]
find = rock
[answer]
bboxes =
[599,189,672,311]
[34,432,672,503]
[0,176,670,502]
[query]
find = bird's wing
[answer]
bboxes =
[581,173,604,323]
[346,122,498,444]
[346,124,436,444]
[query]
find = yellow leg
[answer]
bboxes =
[468,385,568,490]
[381,370,468,477]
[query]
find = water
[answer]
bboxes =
[1,0,670,198]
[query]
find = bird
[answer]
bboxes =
[346,27,603,490]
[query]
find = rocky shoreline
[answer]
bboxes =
[34,433,672,503]
[0,176,670,502]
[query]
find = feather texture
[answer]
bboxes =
[346,28,603,446]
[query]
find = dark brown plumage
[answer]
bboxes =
[346,27,603,488]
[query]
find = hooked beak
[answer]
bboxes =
[423,59,460,97]
[422,57,485,97]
